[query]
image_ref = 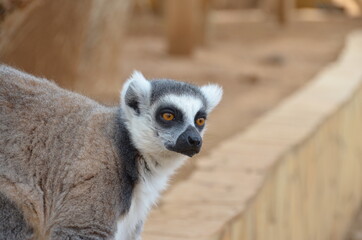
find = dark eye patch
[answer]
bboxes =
[194,110,207,130]
[155,105,184,128]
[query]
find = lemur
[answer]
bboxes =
[0,65,222,240]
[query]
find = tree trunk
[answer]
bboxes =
[0,0,132,98]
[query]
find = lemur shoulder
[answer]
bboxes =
[0,65,222,240]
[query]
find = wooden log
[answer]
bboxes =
[0,0,132,97]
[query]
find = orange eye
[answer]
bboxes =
[162,113,175,121]
[196,117,206,126]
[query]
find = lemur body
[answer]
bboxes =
[0,65,222,240]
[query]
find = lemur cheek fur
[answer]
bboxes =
[0,66,222,240]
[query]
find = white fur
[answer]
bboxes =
[115,96,202,240]
[156,94,205,140]
[161,95,203,125]
[121,71,151,118]
[200,84,223,113]
[114,153,186,240]
[115,73,221,240]
[121,71,150,101]
[151,95,205,149]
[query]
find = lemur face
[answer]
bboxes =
[121,71,222,158]
[153,92,206,157]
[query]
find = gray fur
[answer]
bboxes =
[129,222,143,240]
[114,111,140,216]
[0,65,129,239]
[150,79,207,106]
[0,66,221,240]
[0,192,33,240]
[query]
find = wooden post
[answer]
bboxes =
[195,0,211,46]
[165,0,201,55]
[260,0,295,25]
[276,0,295,25]
[357,0,362,14]
[0,0,132,97]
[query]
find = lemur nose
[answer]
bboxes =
[188,136,201,147]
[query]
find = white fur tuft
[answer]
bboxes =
[200,84,223,113]
[120,71,151,115]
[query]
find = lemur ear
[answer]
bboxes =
[121,71,151,115]
[200,84,223,113]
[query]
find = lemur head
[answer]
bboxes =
[120,71,222,159]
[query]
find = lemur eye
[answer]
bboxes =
[195,117,206,126]
[162,113,175,121]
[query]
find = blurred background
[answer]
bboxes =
[1,0,362,239]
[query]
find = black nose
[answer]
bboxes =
[188,136,201,147]
[166,126,203,157]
